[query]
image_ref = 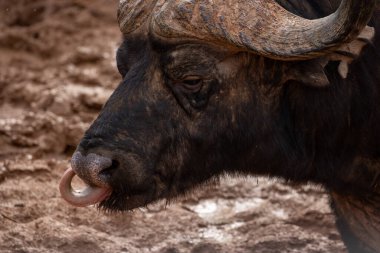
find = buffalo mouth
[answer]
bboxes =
[97,186,159,211]
[59,167,162,211]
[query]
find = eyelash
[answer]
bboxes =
[178,77,203,92]
[183,78,202,86]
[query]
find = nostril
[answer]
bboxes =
[71,151,113,187]
[98,159,119,180]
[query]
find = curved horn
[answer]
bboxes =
[118,0,158,34]
[152,0,376,60]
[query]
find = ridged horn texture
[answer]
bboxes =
[118,0,158,34]
[119,0,376,60]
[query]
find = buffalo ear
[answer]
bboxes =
[283,25,375,87]
[284,58,330,87]
[326,25,375,79]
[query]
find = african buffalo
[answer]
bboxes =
[60,0,380,252]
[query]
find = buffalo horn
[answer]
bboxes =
[118,0,158,34]
[151,0,376,60]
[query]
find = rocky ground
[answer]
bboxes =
[0,1,346,252]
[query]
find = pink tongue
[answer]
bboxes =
[59,168,111,207]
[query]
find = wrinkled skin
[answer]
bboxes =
[74,1,380,252]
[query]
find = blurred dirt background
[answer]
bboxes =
[0,1,347,252]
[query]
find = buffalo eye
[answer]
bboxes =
[179,76,203,92]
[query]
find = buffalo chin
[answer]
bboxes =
[97,182,163,211]
[97,176,215,211]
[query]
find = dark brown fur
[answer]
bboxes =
[76,1,380,252]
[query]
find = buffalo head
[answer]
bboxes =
[60,0,376,211]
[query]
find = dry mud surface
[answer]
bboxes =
[0,1,347,252]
